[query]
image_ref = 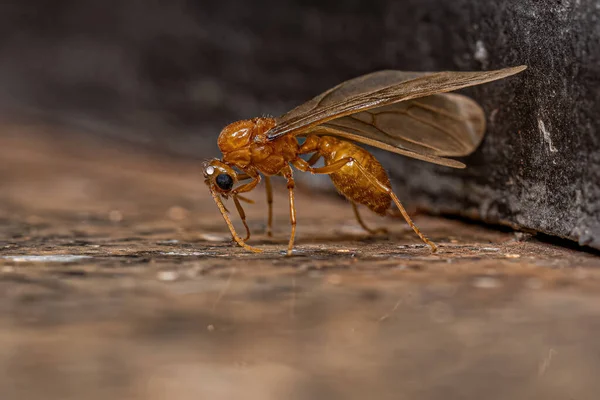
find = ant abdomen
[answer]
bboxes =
[318,136,392,216]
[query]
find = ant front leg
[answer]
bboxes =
[292,156,437,252]
[208,186,262,253]
[210,172,261,252]
[232,195,251,241]
[230,173,261,242]
[233,173,261,195]
[233,172,273,239]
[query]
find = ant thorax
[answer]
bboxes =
[217,117,276,154]
[216,117,297,176]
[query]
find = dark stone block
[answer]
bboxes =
[372,1,600,249]
[0,0,598,248]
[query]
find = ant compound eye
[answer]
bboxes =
[215,173,234,191]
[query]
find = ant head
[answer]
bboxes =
[203,159,237,195]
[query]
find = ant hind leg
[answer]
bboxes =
[352,202,388,235]
[351,163,437,252]
[292,157,436,252]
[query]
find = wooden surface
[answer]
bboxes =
[1,124,600,400]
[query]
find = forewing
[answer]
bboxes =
[267,65,526,140]
[317,92,486,158]
[273,70,426,127]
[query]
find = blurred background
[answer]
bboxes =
[1,0,400,156]
[2,0,495,157]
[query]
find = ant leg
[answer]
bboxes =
[355,164,436,251]
[264,176,273,237]
[352,202,388,235]
[233,194,251,241]
[232,174,261,195]
[295,157,387,235]
[387,207,420,219]
[306,152,321,166]
[292,157,347,174]
[281,166,297,256]
[224,174,260,243]
[236,194,255,204]
[208,185,262,253]
[292,157,437,252]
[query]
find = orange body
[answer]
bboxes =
[207,117,436,255]
[217,118,392,215]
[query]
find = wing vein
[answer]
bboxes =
[266,65,526,164]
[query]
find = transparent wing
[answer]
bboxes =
[267,67,527,162]
[317,92,486,158]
